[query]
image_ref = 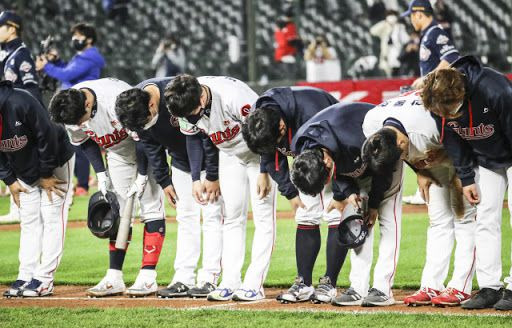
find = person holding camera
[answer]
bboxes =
[151,35,186,78]
[36,23,105,197]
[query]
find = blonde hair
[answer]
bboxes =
[421,69,466,116]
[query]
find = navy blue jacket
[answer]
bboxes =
[0,81,74,185]
[435,55,512,186]
[0,38,41,101]
[135,77,218,188]
[257,86,338,199]
[292,102,390,209]
[419,20,459,76]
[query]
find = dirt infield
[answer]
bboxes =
[1,285,511,316]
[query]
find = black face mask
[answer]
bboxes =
[187,107,210,124]
[72,39,87,51]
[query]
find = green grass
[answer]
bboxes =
[1,308,511,328]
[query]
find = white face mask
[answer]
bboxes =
[386,15,398,25]
[143,112,159,130]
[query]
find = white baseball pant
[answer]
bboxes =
[420,165,476,294]
[218,151,277,292]
[294,181,342,226]
[170,166,223,287]
[472,165,512,291]
[17,155,75,284]
[349,162,404,297]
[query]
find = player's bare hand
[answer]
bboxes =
[35,55,48,71]
[204,179,221,203]
[347,193,362,209]
[192,180,206,205]
[463,184,480,205]
[8,181,28,208]
[163,185,179,208]
[417,173,433,203]
[257,173,272,199]
[289,196,305,215]
[39,176,66,202]
[326,199,347,213]
[365,208,379,228]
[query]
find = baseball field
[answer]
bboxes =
[1,167,511,327]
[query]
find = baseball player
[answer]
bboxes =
[290,102,403,307]
[242,86,343,303]
[0,11,41,224]
[361,91,477,307]
[48,78,166,298]
[1,81,74,297]
[166,74,277,301]
[421,56,512,310]
[114,77,223,298]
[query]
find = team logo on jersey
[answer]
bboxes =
[0,135,28,152]
[19,61,33,72]
[85,128,129,149]
[436,35,449,45]
[447,121,495,140]
[4,68,17,82]
[340,162,368,178]
[240,104,251,117]
[483,107,489,113]
[209,124,240,145]
[224,120,230,126]
[419,45,431,61]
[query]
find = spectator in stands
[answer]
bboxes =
[151,34,186,78]
[303,35,341,82]
[36,23,105,197]
[433,0,453,38]
[370,10,409,77]
[397,30,420,76]
[274,12,302,80]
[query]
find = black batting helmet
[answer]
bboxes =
[87,191,120,239]
[338,203,369,249]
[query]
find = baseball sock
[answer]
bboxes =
[325,224,348,286]
[296,225,321,286]
[109,227,132,271]
[141,220,166,269]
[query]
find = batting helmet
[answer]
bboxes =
[337,202,369,249]
[87,191,120,239]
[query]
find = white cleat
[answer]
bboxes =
[126,269,158,297]
[86,269,125,298]
[277,276,314,303]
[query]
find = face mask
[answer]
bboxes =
[386,15,398,25]
[187,108,205,124]
[143,112,159,130]
[72,38,87,51]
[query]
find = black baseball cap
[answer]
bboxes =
[0,11,22,30]
[401,0,434,17]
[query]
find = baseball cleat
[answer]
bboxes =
[126,269,158,297]
[332,287,363,306]
[403,287,440,306]
[86,270,125,297]
[232,288,265,301]
[157,282,190,298]
[310,276,336,304]
[3,280,28,298]
[494,289,512,311]
[362,288,395,307]
[187,282,216,298]
[462,288,502,310]
[207,287,234,301]
[431,287,470,307]
[20,279,54,297]
[276,276,314,304]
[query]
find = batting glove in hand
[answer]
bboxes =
[97,171,112,196]
[127,174,148,199]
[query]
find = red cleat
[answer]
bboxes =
[74,186,88,196]
[431,287,471,307]
[403,287,440,306]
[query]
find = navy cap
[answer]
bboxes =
[0,11,22,30]
[401,0,434,17]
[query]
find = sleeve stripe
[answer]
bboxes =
[440,50,459,59]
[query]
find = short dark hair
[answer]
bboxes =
[291,148,329,196]
[48,89,87,125]
[242,107,282,155]
[164,74,202,117]
[71,23,97,44]
[362,128,402,174]
[115,88,151,131]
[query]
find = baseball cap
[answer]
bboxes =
[401,0,434,17]
[0,11,22,30]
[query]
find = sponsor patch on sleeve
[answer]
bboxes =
[19,61,33,72]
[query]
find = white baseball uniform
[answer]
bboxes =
[179,76,277,292]
[67,78,165,221]
[363,92,476,294]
